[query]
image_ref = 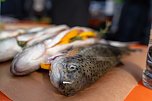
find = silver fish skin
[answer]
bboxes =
[10,43,46,75]
[26,25,69,46]
[0,32,40,62]
[49,44,125,96]
[0,38,22,62]
[0,31,42,62]
[0,27,44,40]
[10,39,98,76]
[0,29,25,40]
[0,27,45,62]
[0,25,68,62]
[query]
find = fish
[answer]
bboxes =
[26,25,69,47]
[0,38,22,62]
[10,38,98,76]
[16,25,69,47]
[10,26,97,75]
[26,27,45,34]
[44,26,97,48]
[0,29,25,40]
[0,33,36,62]
[49,44,129,96]
[10,43,46,75]
[0,27,45,40]
[0,27,46,62]
[0,25,68,62]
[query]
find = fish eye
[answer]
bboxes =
[68,64,78,72]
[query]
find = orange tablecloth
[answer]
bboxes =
[125,81,152,101]
[0,91,12,101]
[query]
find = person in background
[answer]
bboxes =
[1,0,90,27]
[1,0,27,19]
[51,0,91,27]
[105,0,151,45]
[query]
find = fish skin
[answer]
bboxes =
[10,38,98,76]
[0,33,37,62]
[0,29,26,40]
[0,27,45,40]
[0,29,42,62]
[26,25,69,47]
[49,44,125,96]
[10,43,46,75]
[0,38,22,62]
[0,25,69,62]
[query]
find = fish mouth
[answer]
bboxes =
[58,80,76,96]
[49,57,74,88]
[49,61,64,88]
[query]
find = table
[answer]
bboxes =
[2,22,49,30]
[0,45,148,101]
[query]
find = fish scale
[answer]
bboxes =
[49,44,128,96]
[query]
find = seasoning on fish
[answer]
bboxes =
[49,44,129,96]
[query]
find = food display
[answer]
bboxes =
[0,0,150,99]
[0,25,132,96]
[0,25,69,62]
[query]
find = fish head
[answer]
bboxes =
[49,55,86,96]
[10,43,46,75]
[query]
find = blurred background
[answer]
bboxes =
[0,0,151,45]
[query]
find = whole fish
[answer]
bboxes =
[0,27,45,62]
[0,25,68,62]
[16,25,69,47]
[10,26,97,75]
[0,38,22,62]
[49,44,129,96]
[0,27,45,40]
[0,29,25,40]
[25,25,69,46]
[10,38,98,75]
[10,43,46,75]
